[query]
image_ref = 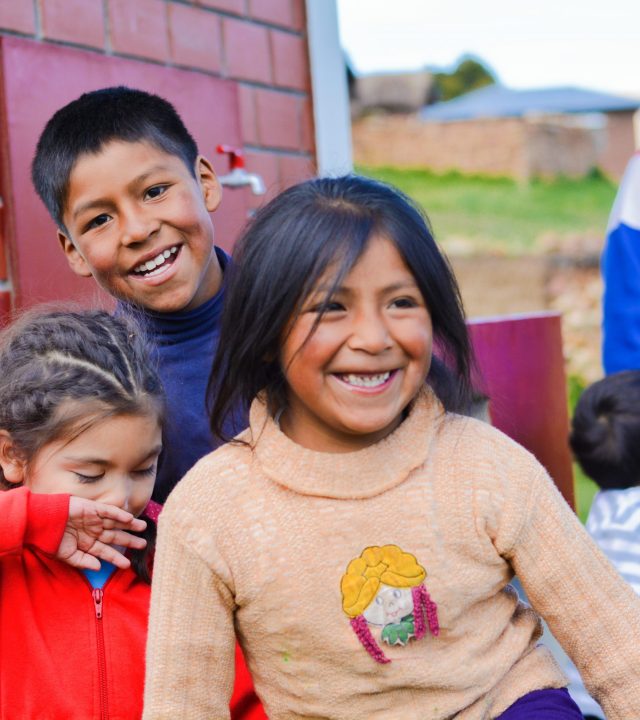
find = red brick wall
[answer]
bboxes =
[0,0,316,205]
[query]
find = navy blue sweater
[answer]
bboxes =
[120,248,245,503]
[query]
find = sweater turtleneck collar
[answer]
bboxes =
[249,388,444,500]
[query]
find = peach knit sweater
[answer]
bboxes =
[144,391,640,719]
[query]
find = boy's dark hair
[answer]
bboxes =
[208,174,473,441]
[569,371,640,491]
[0,307,165,582]
[31,86,199,232]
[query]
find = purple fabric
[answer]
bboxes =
[497,688,584,719]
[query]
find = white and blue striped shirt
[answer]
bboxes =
[586,486,640,594]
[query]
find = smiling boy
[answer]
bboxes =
[31,87,241,505]
[31,86,263,720]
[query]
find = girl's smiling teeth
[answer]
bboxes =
[335,370,396,388]
[132,246,179,277]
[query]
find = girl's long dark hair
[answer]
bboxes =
[209,174,473,441]
[0,307,165,582]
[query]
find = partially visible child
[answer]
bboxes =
[562,370,640,718]
[31,87,263,719]
[0,309,163,719]
[601,152,640,374]
[145,175,640,719]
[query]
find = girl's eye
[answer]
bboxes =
[324,301,345,312]
[376,596,384,605]
[84,214,111,232]
[74,472,105,484]
[145,185,169,200]
[393,589,401,598]
[134,465,157,478]
[308,300,345,314]
[391,297,417,309]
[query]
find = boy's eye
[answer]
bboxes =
[144,185,169,200]
[74,472,105,484]
[84,214,111,232]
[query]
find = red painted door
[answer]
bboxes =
[0,36,248,311]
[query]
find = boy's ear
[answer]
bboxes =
[57,231,93,278]
[196,156,222,213]
[0,431,27,485]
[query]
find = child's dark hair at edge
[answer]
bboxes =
[208,174,473,440]
[31,86,198,233]
[0,309,165,581]
[570,370,640,491]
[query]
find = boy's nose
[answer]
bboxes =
[121,211,159,245]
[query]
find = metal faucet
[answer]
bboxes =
[216,145,266,195]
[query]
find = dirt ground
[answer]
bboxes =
[450,249,603,383]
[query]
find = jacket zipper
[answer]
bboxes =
[92,588,110,720]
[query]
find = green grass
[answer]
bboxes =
[357,166,617,254]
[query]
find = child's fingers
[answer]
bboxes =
[92,542,133,569]
[95,503,147,531]
[71,552,103,571]
[106,529,148,550]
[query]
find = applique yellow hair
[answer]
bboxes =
[341,544,427,618]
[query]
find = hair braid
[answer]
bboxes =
[0,308,164,487]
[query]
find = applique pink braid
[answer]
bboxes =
[350,616,390,664]
[412,584,440,638]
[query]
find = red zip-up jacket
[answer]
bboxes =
[0,488,266,720]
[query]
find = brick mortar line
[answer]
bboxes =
[238,80,308,97]
[243,145,312,158]
[33,0,42,39]
[102,0,111,52]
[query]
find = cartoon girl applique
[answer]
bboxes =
[340,544,439,664]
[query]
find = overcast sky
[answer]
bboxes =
[336,0,640,98]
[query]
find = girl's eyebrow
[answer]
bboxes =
[64,444,163,465]
[312,280,419,295]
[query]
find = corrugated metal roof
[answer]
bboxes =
[419,84,640,121]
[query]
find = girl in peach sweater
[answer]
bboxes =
[145,176,640,719]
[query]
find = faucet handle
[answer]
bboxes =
[216,144,245,170]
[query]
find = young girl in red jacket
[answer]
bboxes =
[0,309,165,720]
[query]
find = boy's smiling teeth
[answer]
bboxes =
[133,246,179,276]
[337,371,392,388]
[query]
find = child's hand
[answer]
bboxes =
[56,497,148,570]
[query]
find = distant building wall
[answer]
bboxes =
[352,110,637,180]
[350,71,433,115]
[353,115,528,178]
[600,111,637,179]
